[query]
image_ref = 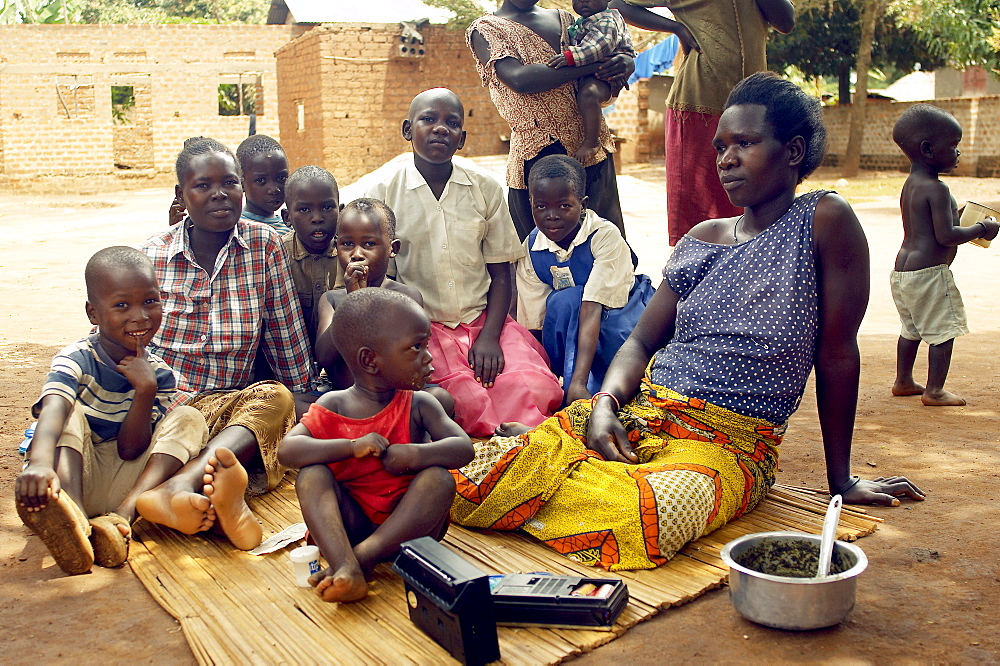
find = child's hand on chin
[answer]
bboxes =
[352,432,389,458]
[344,262,369,292]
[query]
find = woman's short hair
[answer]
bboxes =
[725,72,827,183]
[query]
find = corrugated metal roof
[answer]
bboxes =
[276,0,454,24]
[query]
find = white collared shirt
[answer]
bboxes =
[349,156,524,327]
[515,209,634,330]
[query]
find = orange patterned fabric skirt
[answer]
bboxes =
[451,378,781,571]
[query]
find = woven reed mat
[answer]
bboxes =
[129,480,881,665]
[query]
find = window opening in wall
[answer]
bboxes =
[56,74,95,119]
[219,73,262,116]
[296,101,305,132]
[111,85,135,124]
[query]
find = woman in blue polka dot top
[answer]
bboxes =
[451,73,924,571]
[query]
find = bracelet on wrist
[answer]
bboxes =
[975,221,987,238]
[591,391,620,412]
[833,475,860,496]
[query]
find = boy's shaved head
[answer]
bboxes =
[341,197,397,238]
[85,246,157,300]
[332,288,419,366]
[285,165,339,201]
[408,87,464,120]
[893,104,960,158]
[235,134,284,170]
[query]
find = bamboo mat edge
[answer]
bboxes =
[129,483,881,665]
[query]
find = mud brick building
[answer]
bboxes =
[0,24,292,185]
[274,22,508,184]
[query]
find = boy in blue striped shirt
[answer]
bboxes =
[15,246,208,575]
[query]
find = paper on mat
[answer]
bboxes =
[250,522,308,555]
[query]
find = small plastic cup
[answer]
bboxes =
[289,545,321,587]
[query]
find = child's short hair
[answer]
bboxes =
[175,137,238,184]
[528,154,586,200]
[725,72,826,183]
[332,288,416,363]
[85,246,156,300]
[285,165,339,201]
[892,104,959,158]
[235,134,284,172]
[342,198,396,238]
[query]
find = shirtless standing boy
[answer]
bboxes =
[890,104,999,405]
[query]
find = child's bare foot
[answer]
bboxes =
[892,381,925,396]
[136,485,214,535]
[573,144,602,165]
[495,422,531,437]
[203,447,262,550]
[922,389,966,406]
[310,564,368,603]
[89,513,130,568]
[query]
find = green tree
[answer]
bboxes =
[769,1,944,105]
[893,0,1000,73]
[0,0,83,23]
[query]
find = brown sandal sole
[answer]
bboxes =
[16,492,93,575]
[89,513,130,568]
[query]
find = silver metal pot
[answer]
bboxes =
[720,531,868,630]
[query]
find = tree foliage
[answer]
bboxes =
[768,1,945,102]
[0,0,265,23]
[892,0,1000,73]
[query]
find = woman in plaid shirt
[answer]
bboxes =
[135,138,315,550]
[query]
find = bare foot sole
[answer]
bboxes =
[17,491,93,575]
[892,382,925,396]
[136,487,214,535]
[310,564,368,603]
[203,447,262,551]
[495,422,531,437]
[922,390,967,406]
[89,513,130,568]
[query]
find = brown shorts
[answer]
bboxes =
[55,404,208,517]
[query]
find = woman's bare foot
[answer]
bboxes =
[136,485,214,534]
[203,447,262,551]
[892,381,925,396]
[922,389,966,406]
[495,422,531,437]
[310,564,368,603]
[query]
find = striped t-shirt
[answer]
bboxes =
[32,334,178,443]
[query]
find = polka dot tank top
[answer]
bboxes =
[650,190,828,424]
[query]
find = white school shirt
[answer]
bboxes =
[515,209,635,331]
[352,158,524,327]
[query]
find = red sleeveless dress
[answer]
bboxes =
[300,391,416,525]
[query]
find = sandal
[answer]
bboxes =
[89,513,130,568]
[16,491,93,575]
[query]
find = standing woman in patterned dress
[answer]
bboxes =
[467,0,635,242]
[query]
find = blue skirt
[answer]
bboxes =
[543,274,656,397]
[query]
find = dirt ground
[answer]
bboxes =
[1,164,998,664]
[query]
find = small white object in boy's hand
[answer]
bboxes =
[250,522,309,555]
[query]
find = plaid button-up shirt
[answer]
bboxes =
[140,219,315,395]
[565,9,635,77]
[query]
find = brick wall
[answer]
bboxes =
[822,96,1000,177]
[276,24,509,185]
[0,24,292,183]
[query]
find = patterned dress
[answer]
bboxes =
[452,192,827,571]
